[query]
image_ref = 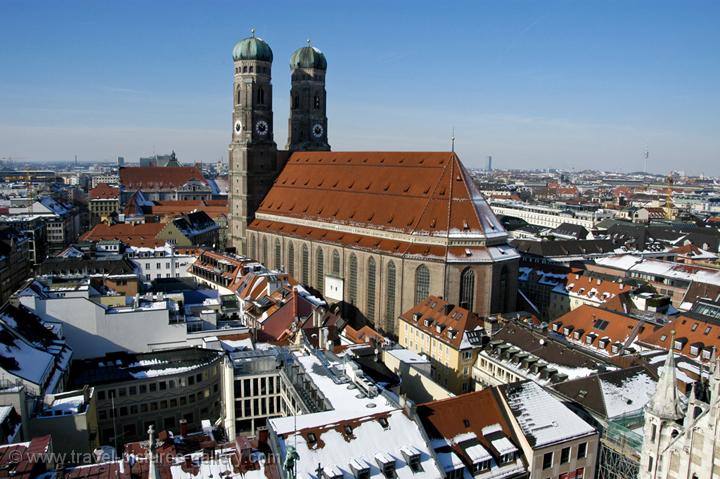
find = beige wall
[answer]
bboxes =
[381,350,453,404]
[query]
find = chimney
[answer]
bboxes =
[292,288,299,321]
[179,419,188,437]
[403,398,416,419]
[443,304,454,316]
[257,428,269,448]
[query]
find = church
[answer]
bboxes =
[228,31,519,335]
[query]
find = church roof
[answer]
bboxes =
[250,152,510,259]
[232,34,273,62]
[290,45,327,70]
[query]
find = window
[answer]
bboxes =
[560,447,570,464]
[316,248,325,290]
[288,242,295,277]
[414,265,430,305]
[459,268,475,310]
[542,452,553,469]
[647,456,653,473]
[262,237,268,265]
[302,245,309,284]
[274,238,281,270]
[385,261,396,332]
[292,95,299,109]
[349,254,358,304]
[257,87,265,104]
[499,265,508,310]
[332,249,340,274]
[367,257,376,322]
[313,95,320,109]
[236,88,241,105]
[577,442,587,459]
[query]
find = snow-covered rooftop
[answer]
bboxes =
[503,381,596,448]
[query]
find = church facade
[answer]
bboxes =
[640,348,720,479]
[228,32,519,336]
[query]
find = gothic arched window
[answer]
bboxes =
[262,237,268,265]
[302,245,309,284]
[316,248,324,290]
[348,254,358,305]
[313,95,320,109]
[287,242,295,277]
[414,265,430,305]
[460,268,475,311]
[258,87,265,105]
[385,261,397,332]
[499,265,509,310]
[332,250,340,275]
[293,95,299,109]
[274,238,281,270]
[236,88,241,105]
[367,257,376,322]
[250,235,257,259]
[242,66,247,73]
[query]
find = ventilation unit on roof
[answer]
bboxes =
[350,459,370,479]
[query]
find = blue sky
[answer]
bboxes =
[1,0,718,174]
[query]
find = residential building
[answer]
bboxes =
[501,380,599,479]
[37,255,140,296]
[125,243,197,281]
[473,321,607,389]
[88,183,119,225]
[415,388,529,479]
[70,347,225,446]
[0,225,31,305]
[90,174,119,189]
[398,295,484,394]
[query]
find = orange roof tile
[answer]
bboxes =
[399,295,483,349]
[80,223,165,247]
[120,166,206,190]
[89,183,120,200]
[254,151,506,240]
[638,314,720,361]
[549,304,657,355]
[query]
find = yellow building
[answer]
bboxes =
[398,296,484,394]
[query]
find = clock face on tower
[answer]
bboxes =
[255,120,269,136]
[312,124,324,138]
[234,120,242,135]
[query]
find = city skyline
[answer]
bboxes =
[1,0,719,174]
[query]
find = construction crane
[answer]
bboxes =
[665,175,674,220]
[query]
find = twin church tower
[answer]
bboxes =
[228,31,330,253]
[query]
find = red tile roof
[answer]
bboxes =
[120,166,206,190]
[150,200,228,219]
[416,389,522,468]
[549,304,657,355]
[0,436,52,479]
[400,295,483,349]
[81,223,165,247]
[638,314,720,361]
[251,151,506,240]
[89,183,120,200]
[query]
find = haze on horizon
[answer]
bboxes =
[1,0,718,175]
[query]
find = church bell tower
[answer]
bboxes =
[286,41,330,151]
[229,30,278,254]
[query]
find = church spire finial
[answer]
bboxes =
[648,330,683,420]
[251,28,256,37]
[306,38,311,46]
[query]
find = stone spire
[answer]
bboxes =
[647,335,683,421]
[148,425,160,479]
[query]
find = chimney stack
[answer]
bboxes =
[179,419,188,437]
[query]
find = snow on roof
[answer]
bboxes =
[490,437,518,456]
[275,409,441,479]
[600,370,657,419]
[503,381,596,447]
[269,351,396,435]
[41,394,86,416]
[464,443,492,463]
[386,348,429,364]
[435,450,464,472]
[0,323,54,385]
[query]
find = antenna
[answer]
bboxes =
[644,147,649,174]
[451,127,455,153]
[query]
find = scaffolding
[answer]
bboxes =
[597,411,644,479]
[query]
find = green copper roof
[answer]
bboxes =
[290,44,327,70]
[232,32,273,62]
